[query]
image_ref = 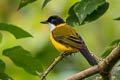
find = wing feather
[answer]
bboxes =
[52,25,86,49]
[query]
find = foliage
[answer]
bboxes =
[101,39,120,58]
[66,0,109,26]
[18,0,51,10]
[110,39,120,46]
[0,0,120,79]
[114,16,120,20]
[0,32,2,43]
[18,0,36,10]
[42,0,51,9]
[0,60,13,80]
[0,73,13,80]
[18,0,109,26]
[3,46,43,76]
[0,23,32,39]
[0,60,5,73]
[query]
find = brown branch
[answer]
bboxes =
[65,65,100,80]
[40,56,63,80]
[66,44,120,80]
[40,44,120,80]
[100,43,120,80]
[40,52,71,80]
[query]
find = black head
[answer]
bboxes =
[40,16,65,26]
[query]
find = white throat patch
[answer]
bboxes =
[48,23,56,31]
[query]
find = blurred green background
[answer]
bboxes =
[0,0,120,80]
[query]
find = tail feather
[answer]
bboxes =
[79,49,97,66]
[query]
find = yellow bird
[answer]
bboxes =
[40,15,97,66]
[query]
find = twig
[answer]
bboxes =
[40,56,63,80]
[66,44,120,80]
[40,52,70,80]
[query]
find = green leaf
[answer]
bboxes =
[0,23,32,39]
[0,60,5,73]
[114,16,120,21]
[85,2,109,23]
[101,39,120,58]
[112,65,120,79]
[101,46,115,58]
[0,60,13,80]
[3,46,43,76]
[0,32,2,43]
[0,73,13,80]
[66,0,109,26]
[110,39,120,46]
[18,0,36,10]
[66,2,80,26]
[42,0,51,9]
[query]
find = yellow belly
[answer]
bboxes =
[50,32,78,52]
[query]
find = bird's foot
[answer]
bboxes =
[60,52,72,57]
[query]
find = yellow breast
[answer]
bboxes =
[50,32,78,52]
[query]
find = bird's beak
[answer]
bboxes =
[40,20,48,24]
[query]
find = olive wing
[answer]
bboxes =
[52,25,86,49]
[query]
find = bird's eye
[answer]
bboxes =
[51,19,55,23]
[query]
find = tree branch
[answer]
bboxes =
[65,65,100,80]
[40,52,71,80]
[40,44,120,80]
[40,56,63,80]
[66,44,120,80]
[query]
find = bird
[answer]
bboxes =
[40,15,97,66]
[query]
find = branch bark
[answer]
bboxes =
[66,44,120,80]
[40,44,120,80]
[40,52,71,80]
[40,55,64,80]
[65,65,99,80]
